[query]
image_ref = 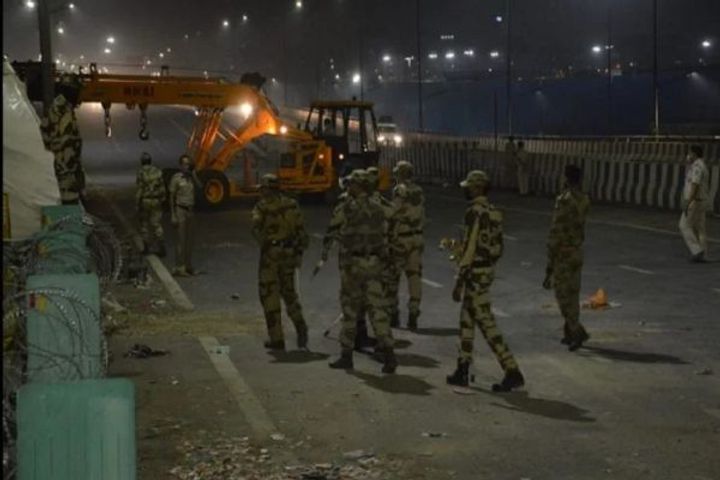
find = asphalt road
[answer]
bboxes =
[79,105,720,480]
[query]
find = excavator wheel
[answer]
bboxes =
[196,170,230,208]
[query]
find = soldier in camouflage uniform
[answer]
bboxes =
[252,174,309,350]
[388,161,425,330]
[135,152,167,256]
[327,170,398,374]
[168,155,200,276]
[543,165,591,351]
[40,76,85,204]
[446,170,524,392]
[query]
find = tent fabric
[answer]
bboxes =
[3,59,61,239]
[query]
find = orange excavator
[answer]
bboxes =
[15,61,390,206]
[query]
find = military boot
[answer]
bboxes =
[329,349,354,370]
[560,323,571,345]
[381,348,398,374]
[263,339,286,350]
[407,311,420,331]
[296,326,308,350]
[491,368,525,392]
[568,328,590,352]
[354,322,376,351]
[446,359,470,387]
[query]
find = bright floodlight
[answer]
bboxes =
[352,73,361,84]
[445,51,455,59]
[239,102,253,118]
[428,52,438,60]
[701,39,712,48]
[295,0,303,9]
[592,45,602,54]
[106,36,115,44]
[490,50,500,58]
[222,19,230,28]
[104,48,111,54]
[25,1,36,9]
[382,54,391,63]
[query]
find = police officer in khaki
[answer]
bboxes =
[252,173,309,350]
[136,152,167,256]
[169,155,200,276]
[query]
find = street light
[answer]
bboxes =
[158,52,164,58]
[68,3,75,10]
[352,72,361,84]
[592,45,603,54]
[495,15,503,22]
[56,25,64,34]
[25,0,36,9]
[106,36,115,44]
[490,50,500,58]
[463,49,475,57]
[222,19,230,28]
[445,51,455,59]
[428,52,438,60]
[242,14,249,22]
[382,54,391,63]
[104,47,111,54]
[701,39,712,49]
[295,0,303,10]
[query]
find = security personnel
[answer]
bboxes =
[168,155,200,276]
[515,141,530,196]
[543,165,591,351]
[679,145,710,262]
[328,170,397,374]
[388,161,425,330]
[40,75,85,204]
[446,170,524,392]
[135,152,167,256]
[252,173,309,350]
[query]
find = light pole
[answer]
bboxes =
[505,0,513,135]
[606,4,613,135]
[416,0,424,132]
[652,0,660,136]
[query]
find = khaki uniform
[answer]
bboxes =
[40,94,85,204]
[515,149,530,195]
[456,196,519,371]
[169,172,198,273]
[547,187,590,339]
[327,192,395,351]
[252,193,309,343]
[136,164,166,251]
[679,158,710,257]
[389,181,424,319]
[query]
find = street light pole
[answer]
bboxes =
[38,0,54,115]
[416,0,424,132]
[652,0,660,136]
[607,4,613,135]
[505,0,512,136]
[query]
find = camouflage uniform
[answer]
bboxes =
[389,162,425,328]
[136,157,166,254]
[546,185,591,344]
[169,164,199,275]
[447,170,523,392]
[252,174,309,349]
[40,93,85,204]
[328,170,397,373]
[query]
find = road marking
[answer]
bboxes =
[618,264,655,275]
[504,234,518,241]
[421,278,443,288]
[198,336,281,440]
[98,188,194,311]
[432,193,720,244]
[492,307,510,318]
[169,118,190,136]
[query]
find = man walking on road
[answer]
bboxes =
[328,170,398,374]
[136,152,167,256]
[515,141,530,196]
[446,170,524,392]
[168,155,200,276]
[543,165,591,351]
[388,161,425,330]
[679,145,710,263]
[252,174,309,351]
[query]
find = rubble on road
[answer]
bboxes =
[169,435,408,480]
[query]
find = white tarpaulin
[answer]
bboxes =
[3,59,61,239]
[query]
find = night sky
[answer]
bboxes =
[4,0,719,82]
